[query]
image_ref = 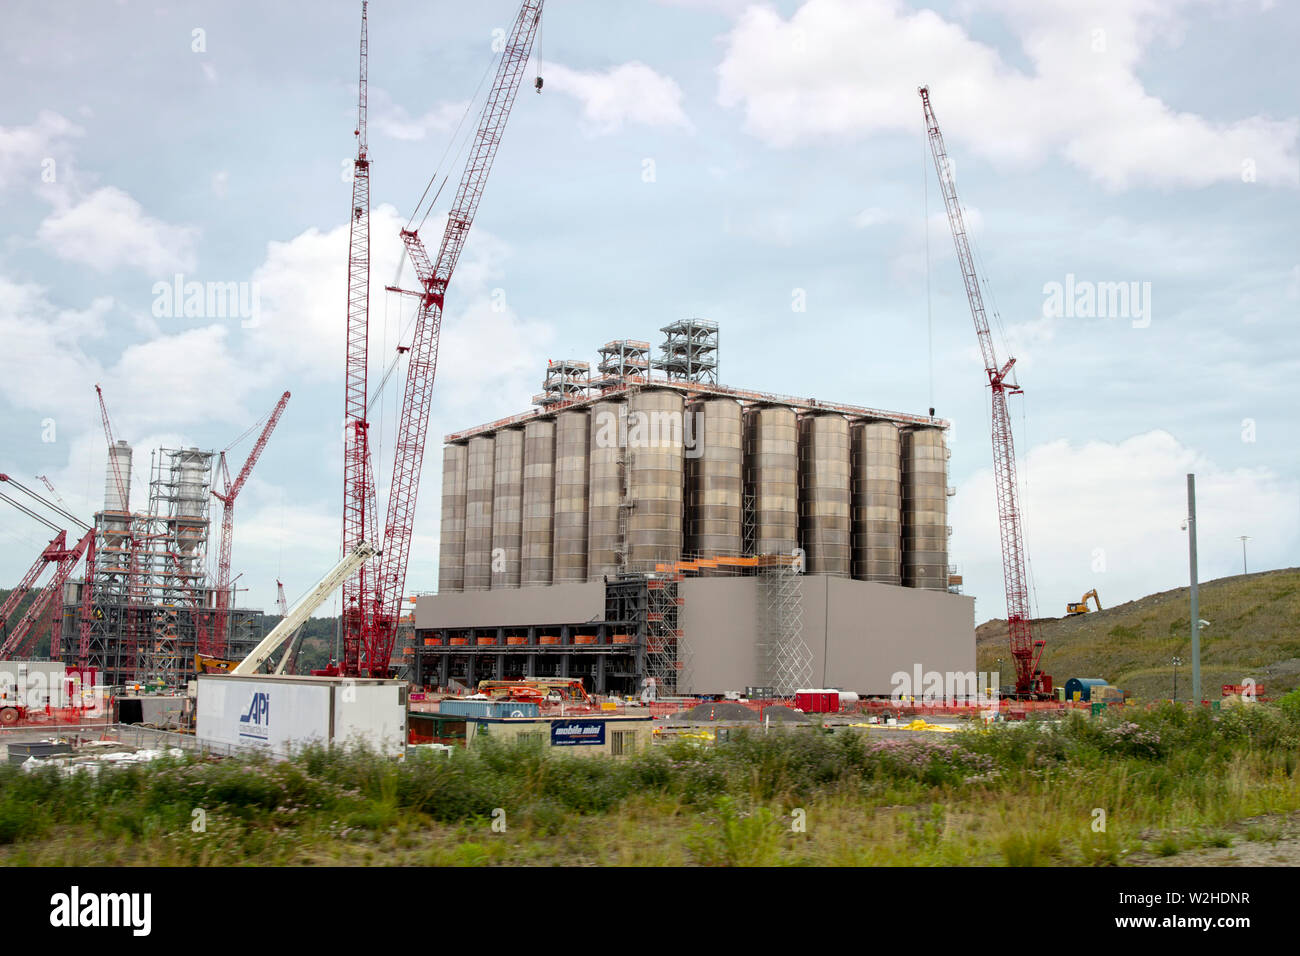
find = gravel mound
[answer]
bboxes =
[669,701,760,722]
[759,705,810,723]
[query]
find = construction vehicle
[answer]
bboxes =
[476,678,593,706]
[1066,589,1102,616]
[920,87,1050,698]
[194,653,240,674]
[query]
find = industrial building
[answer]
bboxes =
[413,320,975,696]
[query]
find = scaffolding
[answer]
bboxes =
[645,572,685,695]
[653,318,718,385]
[533,359,591,407]
[593,339,651,388]
[758,557,810,696]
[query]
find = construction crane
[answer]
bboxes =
[272,578,308,675]
[340,0,380,678]
[919,86,1047,698]
[1066,589,1102,616]
[349,0,544,677]
[212,390,291,656]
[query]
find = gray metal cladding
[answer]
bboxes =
[521,419,556,587]
[437,443,468,593]
[851,420,902,585]
[489,427,524,589]
[798,413,851,576]
[686,398,742,559]
[552,409,590,584]
[587,400,626,580]
[463,435,496,590]
[901,425,948,590]
[744,404,798,556]
[626,388,685,569]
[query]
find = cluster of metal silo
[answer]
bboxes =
[489,428,524,589]
[551,409,590,584]
[587,399,625,580]
[797,413,851,576]
[901,425,949,590]
[437,443,468,592]
[521,420,555,586]
[686,398,743,560]
[851,421,902,585]
[626,388,685,569]
[462,435,496,589]
[744,405,798,556]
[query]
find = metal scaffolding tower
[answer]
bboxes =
[645,571,685,694]
[759,558,809,696]
[593,339,651,388]
[533,359,591,407]
[653,318,718,384]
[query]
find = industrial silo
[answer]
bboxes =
[437,443,468,592]
[551,409,590,584]
[489,427,524,589]
[626,388,685,570]
[901,425,948,589]
[851,421,902,585]
[463,434,496,590]
[521,419,555,587]
[743,405,798,556]
[797,413,851,576]
[587,399,626,580]
[173,448,212,577]
[686,397,742,560]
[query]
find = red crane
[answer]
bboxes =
[341,0,380,676]
[212,390,291,656]
[352,0,544,677]
[919,86,1046,697]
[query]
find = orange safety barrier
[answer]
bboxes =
[538,636,560,645]
[573,634,597,645]
[476,637,497,646]
[610,633,633,644]
[449,637,468,646]
[506,636,528,646]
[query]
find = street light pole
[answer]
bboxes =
[1188,474,1201,704]
[1239,535,1249,575]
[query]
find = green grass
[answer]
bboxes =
[2,695,1299,866]
[978,567,1300,698]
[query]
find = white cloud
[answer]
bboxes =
[0,276,108,416]
[542,60,691,135]
[716,0,1299,189]
[211,170,229,198]
[36,186,198,274]
[369,88,469,142]
[951,430,1300,621]
[0,110,82,191]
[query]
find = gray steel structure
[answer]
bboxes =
[901,426,949,590]
[626,388,685,570]
[851,421,903,585]
[437,443,468,593]
[686,398,743,559]
[489,428,524,589]
[463,435,495,590]
[744,405,799,557]
[587,399,626,580]
[798,413,851,576]
[521,419,556,587]
[552,409,590,584]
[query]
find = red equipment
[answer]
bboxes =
[0,530,92,658]
[919,87,1046,696]
[212,390,291,655]
[344,0,543,677]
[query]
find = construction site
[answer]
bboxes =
[1,1,1088,743]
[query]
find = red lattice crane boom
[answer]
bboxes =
[919,86,1045,696]
[354,0,544,677]
[341,0,380,675]
[212,390,291,655]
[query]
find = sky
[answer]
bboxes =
[1,0,1296,625]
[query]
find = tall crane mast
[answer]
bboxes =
[918,86,1045,696]
[212,390,291,655]
[359,0,544,677]
[341,0,379,676]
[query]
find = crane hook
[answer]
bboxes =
[534,75,543,93]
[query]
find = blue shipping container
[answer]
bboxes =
[437,698,540,719]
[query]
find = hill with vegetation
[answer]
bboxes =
[976,567,1300,700]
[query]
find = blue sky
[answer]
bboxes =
[1,0,1296,624]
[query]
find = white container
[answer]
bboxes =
[0,660,72,708]
[196,674,407,757]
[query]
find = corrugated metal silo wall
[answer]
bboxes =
[463,434,496,590]
[901,425,948,589]
[489,427,524,588]
[627,388,684,569]
[587,399,626,580]
[797,413,851,575]
[521,419,556,587]
[743,405,798,556]
[551,409,590,583]
[437,442,468,592]
[687,398,742,562]
[851,421,902,584]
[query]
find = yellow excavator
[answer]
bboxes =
[1066,589,1102,616]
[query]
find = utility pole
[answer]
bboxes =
[1239,535,1249,575]
[1187,474,1201,704]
